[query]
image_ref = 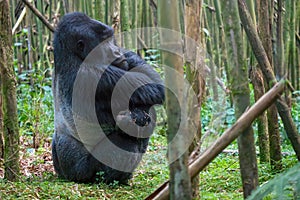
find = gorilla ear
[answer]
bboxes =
[77,40,85,52]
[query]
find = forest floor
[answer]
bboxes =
[0,132,298,200]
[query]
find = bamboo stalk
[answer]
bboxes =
[120,0,131,48]
[36,0,43,69]
[288,0,296,88]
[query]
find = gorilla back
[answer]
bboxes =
[52,12,164,183]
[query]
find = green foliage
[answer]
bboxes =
[144,49,164,78]
[16,68,54,139]
[291,94,300,133]
[144,49,161,64]
[13,27,54,142]
[279,95,300,144]
[201,95,235,137]
[248,162,300,200]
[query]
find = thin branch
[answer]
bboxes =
[21,0,55,32]
[205,65,230,93]
[137,34,148,49]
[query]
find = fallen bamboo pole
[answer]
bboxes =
[146,80,286,200]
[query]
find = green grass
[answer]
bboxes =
[0,137,297,200]
[200,153,242,200]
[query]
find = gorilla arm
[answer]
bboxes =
[98,64,164,110]
[71,61,163,145]
[97,60,164,137]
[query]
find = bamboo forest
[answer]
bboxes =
[0,0,300,199]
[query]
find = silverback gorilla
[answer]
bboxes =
[52,12,164,183]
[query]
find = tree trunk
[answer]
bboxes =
[257,0,280,166]
[111,0,121,44]
[158,0,192,199]
[268,106,283,170]
[297,0,300,90]
[184,0,204,198]
[131,0,137,50]
[0,89,3,159]
[0,0,20,181]
[105,0,109,24]
[275,0,284,78]
[94,0,105,22]
[204,8,218,101]
[142,0,150,46]
[214,0,229,89]
[250,67,270,163]
[222,0,258,198]
[288,0,296,89]
[120,0,131,48]
[266,0,283,170]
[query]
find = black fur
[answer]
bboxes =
[52,12,164,183]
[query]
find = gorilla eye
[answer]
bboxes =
[77,40,85,51]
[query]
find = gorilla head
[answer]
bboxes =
[54,12,128,74]
[52,12,164,184]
